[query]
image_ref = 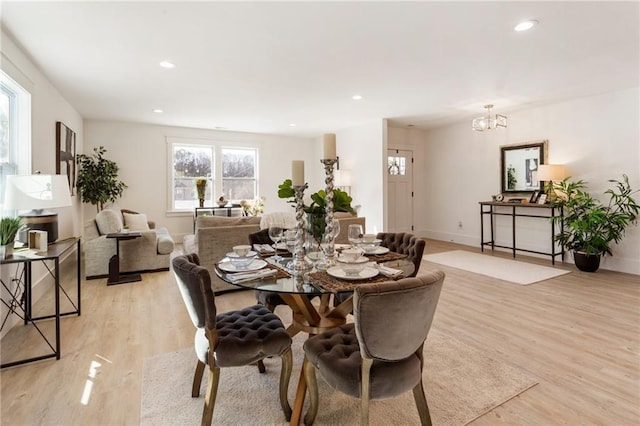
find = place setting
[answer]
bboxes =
[217,245,286,283]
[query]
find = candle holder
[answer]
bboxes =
[292,184,312,274]
[321,158,338,267]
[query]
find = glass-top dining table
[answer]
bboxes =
[214,249,414,425]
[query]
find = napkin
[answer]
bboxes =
[253,244,275,254]
[377,265,403,278]
[227,268,277,283]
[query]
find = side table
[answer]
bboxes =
[106,232,142,285]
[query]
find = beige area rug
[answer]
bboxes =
[140,329,537,425]
[424,250,570,285]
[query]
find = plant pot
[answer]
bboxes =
[0,243,13,260]
[573,251,601,272]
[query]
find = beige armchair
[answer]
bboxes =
[84,208,174,279]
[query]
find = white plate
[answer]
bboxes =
[327,266,379,281]
[219,259,267,273]
[363,246,389,255]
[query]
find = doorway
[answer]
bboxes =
[387,149,413,233]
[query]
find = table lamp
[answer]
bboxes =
[537,164,567,200]
[4,174,72,244]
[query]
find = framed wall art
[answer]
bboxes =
[56,121,76,195]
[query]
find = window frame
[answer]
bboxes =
[166,137,259,213]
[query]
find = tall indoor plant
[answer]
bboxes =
[550,174,638,272]
[76,146,127,212]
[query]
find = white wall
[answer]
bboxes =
[83,121,318,240]
[335,120,386,234]
[422,87,640,275]
[1,30,84,338]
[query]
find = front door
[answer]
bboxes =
[387,149,413,233]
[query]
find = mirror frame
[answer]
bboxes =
[500,140,548,194]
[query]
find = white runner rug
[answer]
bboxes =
[424,250,570,285]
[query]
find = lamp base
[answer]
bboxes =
[17,211,58,244]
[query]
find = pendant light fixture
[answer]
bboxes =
[472,104,507,131]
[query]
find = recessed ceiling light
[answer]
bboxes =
[152,109,163,113]
[289,123,296,127]
[159,61,175,68]
[352,94,362,100]
[514,20,539,32]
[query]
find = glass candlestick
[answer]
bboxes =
[321,158,338,267]
[292,184,312,274]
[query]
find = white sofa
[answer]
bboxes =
[84,208,174,279]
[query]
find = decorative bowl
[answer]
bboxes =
[226,251,257,269]
[359,239,382,253]
[336,255,369,275]
[217,200,228,207]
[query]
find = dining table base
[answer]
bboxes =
[278,292,354,425]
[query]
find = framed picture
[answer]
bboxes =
[56,121,76,195]
[537,193,548,205]
[529,190,540,203]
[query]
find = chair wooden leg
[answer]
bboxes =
[257,360,266,373]
[202,365,220,426]
[360,358,373,426]
[192,360,206,397]
[412,379,432,426]
[303,356,319,425]
[279,347,293,420]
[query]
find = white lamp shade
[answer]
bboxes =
[4,174,72,211]
[537,165,567,182]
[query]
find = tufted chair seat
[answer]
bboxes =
[173,253,293,425]
[302,271,445,425]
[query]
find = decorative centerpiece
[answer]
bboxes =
[195,177,207,208]
[0,216,23,259]
[217,195,228,207]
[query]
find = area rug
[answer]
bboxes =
[140,329,537,425]
[424,250,570,285]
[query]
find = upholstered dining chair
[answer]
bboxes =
[302,270,445,425]
[172,253,293,425]
[334,232,427,306]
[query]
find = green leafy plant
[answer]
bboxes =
[550,175,639,256]
[76,146,127,212]
[278,179,355,240]
[0,216,23,245]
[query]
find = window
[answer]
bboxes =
[387,155,406,176]
[0,70,31,212]
[167,138,258,211]
[171,144,213,210]
[221,147,257,201]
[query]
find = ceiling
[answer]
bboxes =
[1,1,638,137]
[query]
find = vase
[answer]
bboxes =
[573,251,601,272]
[1,243,13,260]
[199,198,204,208]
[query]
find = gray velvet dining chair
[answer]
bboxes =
[302,270,445,425]
[172,253,293,425]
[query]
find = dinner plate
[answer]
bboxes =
[363,246,390,255]
[327,266,379,281]
[219,259,267,273]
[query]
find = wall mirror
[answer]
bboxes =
[500,140,548,193]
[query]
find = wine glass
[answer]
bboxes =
[348,224,363,248]
[268,226,283,261]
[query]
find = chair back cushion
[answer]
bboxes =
[353,270,444,361]
[259,211,297,230]
[122,212,150,231]
[95,209,123,235]
[248,228,271,245]
[376,232,426,277]
[172,253,216,330]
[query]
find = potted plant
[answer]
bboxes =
[76,146,127,212]
[277,179,355,243]
[550,175,639,272]
[195,177,207,207]
[0,216,23,258]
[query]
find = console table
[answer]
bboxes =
[0,237,81,369]
[479,201,564,264]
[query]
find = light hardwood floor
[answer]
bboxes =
[1,240,639,425]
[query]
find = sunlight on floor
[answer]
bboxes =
[80,355,112,405]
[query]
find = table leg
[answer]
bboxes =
[290,365,308,425]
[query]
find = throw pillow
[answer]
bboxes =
[123,212,150,231]
[95,209,123,235]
